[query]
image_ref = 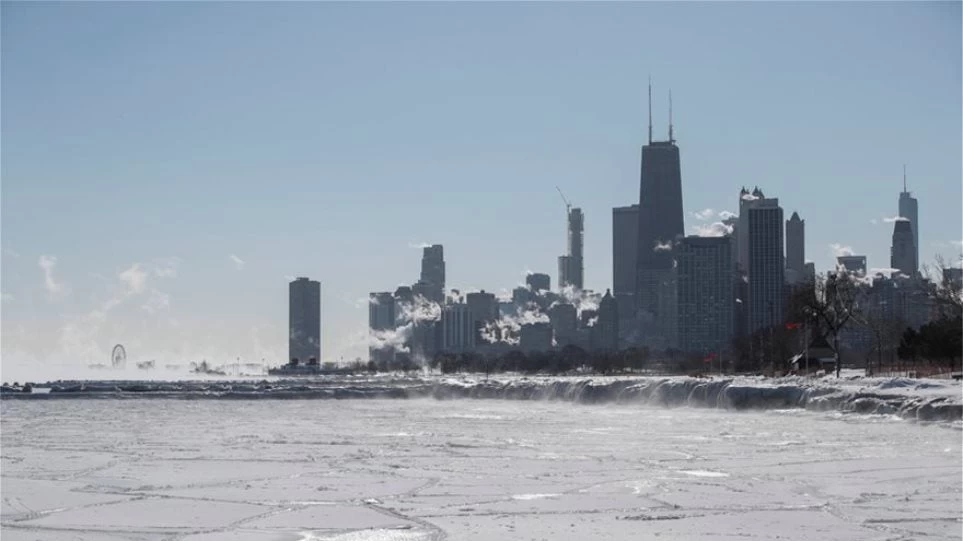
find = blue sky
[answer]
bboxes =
[2,2,960,370]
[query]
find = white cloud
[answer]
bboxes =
[690,208,715,221]
[653,241,673,252]
[38,255,68,298]
[829,243,854,257]
[141,291,171,315]
[882,215,909,223]
[691,222,733,237]
[408,241,432,249]
[230,254,245,270]
[718,210,736,220]
[152,257,180,278]
[740,193,759,201]
[119,264,148,295]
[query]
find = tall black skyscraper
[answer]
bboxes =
[612,204,639,314]
[747,200,785,333]
[289,277,321,363]
[419,244,445,302]
[635,82,684,349]
[558,207,584,290]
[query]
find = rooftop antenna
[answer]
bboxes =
[647,76,653,144]
[668,89,674,143]
[902,164,907,193]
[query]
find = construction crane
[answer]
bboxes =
[555,186,571,214]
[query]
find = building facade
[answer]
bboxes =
[368,292,396,366]
[595,290,619,351]
[559,208,584,290]
[785,211,805,284]
[837,255,868,276]
[634,95,684,351]
[420,244,445,302]
[612,204,640,311]
[289,277,321,363]
[898,173,919,275]
[747,200,785,333]
[526,272,551,293]
[890,220,916,277]
[677,236,734,354]
[441,304,475,353]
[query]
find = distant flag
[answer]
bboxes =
[786,322,802,330]
[704,352,718,363]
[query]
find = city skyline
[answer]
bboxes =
[2,2,960,367]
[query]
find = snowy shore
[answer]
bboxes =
[3,374,960,423]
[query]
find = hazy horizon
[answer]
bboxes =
[2,2,960,370]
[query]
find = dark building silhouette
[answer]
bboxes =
[466,290,497,343]
[747,199,785,332]
[837,255,867,276]
[520,322,553,353]
[368,292,396,366]
[441,303,475,353]
[595,290,619,351]
[526,272,551,293]
[420,244,445,302]
[898,166,919,275]
[612,204,639,317]
[890,219,916,277]
[636,83,683,350]
[559,208,584,290]
[289,277,321,363]
[677,236,734,354]
[785,211,805,284]
[548,302,578,346]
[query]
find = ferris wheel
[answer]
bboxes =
[111,344,127,369]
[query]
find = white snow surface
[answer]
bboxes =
[2,396,961,540]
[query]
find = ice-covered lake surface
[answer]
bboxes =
[2,393,961,540]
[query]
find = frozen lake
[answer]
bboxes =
[2,398,960,540]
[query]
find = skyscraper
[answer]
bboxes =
[890,219,916,277]
[526,272,551,293]
[420,244,445,302]
[612,204,639,310]
[595,290,619,351]
[898,166,919,275]
[737,187,767,273]
[368,292,396,366]
[677,236,734,354]
[441,303,475,353]
[785,211,805,283]
[635,82,683,350]
[548,302,577,346]
[289,277,321,363]
[466,290,497,343]
[747,199,784,333]
[558,207,584,290]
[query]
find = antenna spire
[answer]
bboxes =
[668,89,674,143]
[647,76,652,145]
[902,164,907,192]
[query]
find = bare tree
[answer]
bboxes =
[922,255,963,320]
[792,272,864,377]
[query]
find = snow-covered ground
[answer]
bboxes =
[2,397,960,540]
